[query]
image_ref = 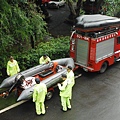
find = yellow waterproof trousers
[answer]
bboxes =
[35,102,45,115]
[61,96,71,111]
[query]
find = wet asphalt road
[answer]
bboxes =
[0,5,120,120]
[47,4,72,36]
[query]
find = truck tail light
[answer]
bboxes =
[70,39,75,51]
[71,39,75,44]
[71,45,75,51]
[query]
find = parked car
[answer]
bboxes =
[48,0,65,9]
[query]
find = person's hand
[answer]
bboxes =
[7,74,10,76]
[46,61,49,64]
[57,83,61,87]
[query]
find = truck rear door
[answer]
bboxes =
[76,39,89,66]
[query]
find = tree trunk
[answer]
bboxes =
[75,0,82,17]
[66,0,82,23]
[30,35,35,48]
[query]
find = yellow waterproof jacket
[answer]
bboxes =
[67,70,75,87]
[39,56,51,64]
[58,79,72,98]
[7,60,20,76]
[33,83,47,103]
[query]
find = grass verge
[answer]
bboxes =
[0,91,17,110]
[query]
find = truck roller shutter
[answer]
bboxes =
[76,39,89,66]
[96,38,114,62]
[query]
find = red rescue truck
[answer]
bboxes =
[70,14,120,73]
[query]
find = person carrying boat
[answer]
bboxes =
[58,74,73,112]
[33,78,47,115]
[39,54,51,64]
[7,56,20,76]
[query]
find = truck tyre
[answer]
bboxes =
[99,62,108,73]
[46,91,53,100]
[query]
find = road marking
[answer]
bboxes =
[75,74,82,79]
[0,100,28,114]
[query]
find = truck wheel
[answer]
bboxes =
[99,62,108,73]
[46,91,53,100]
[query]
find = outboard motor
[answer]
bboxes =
[15,74,25,85]
[2,73,25,98]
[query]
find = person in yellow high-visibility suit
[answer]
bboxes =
[58,74,73,112]
[39,54,51,64]
[67,66,75,87]
[33,78,47,115]
[7,56,20,76]
[66,66,75,99]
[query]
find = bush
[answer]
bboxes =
[16,36,70,71]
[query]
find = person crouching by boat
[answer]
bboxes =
[39,54,51,65]
[33,78,47,115]
[58,74,73,112]
[7,56,20,76]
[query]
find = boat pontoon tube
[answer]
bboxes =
[0,58,74,89]
[17,68,67,101]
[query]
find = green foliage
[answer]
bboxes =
[0,0,70,79]
[16,36,70,71]
[0,36,70,79]
[103,0,120,16]
[0,0,47,69]
[0,91,17,109]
